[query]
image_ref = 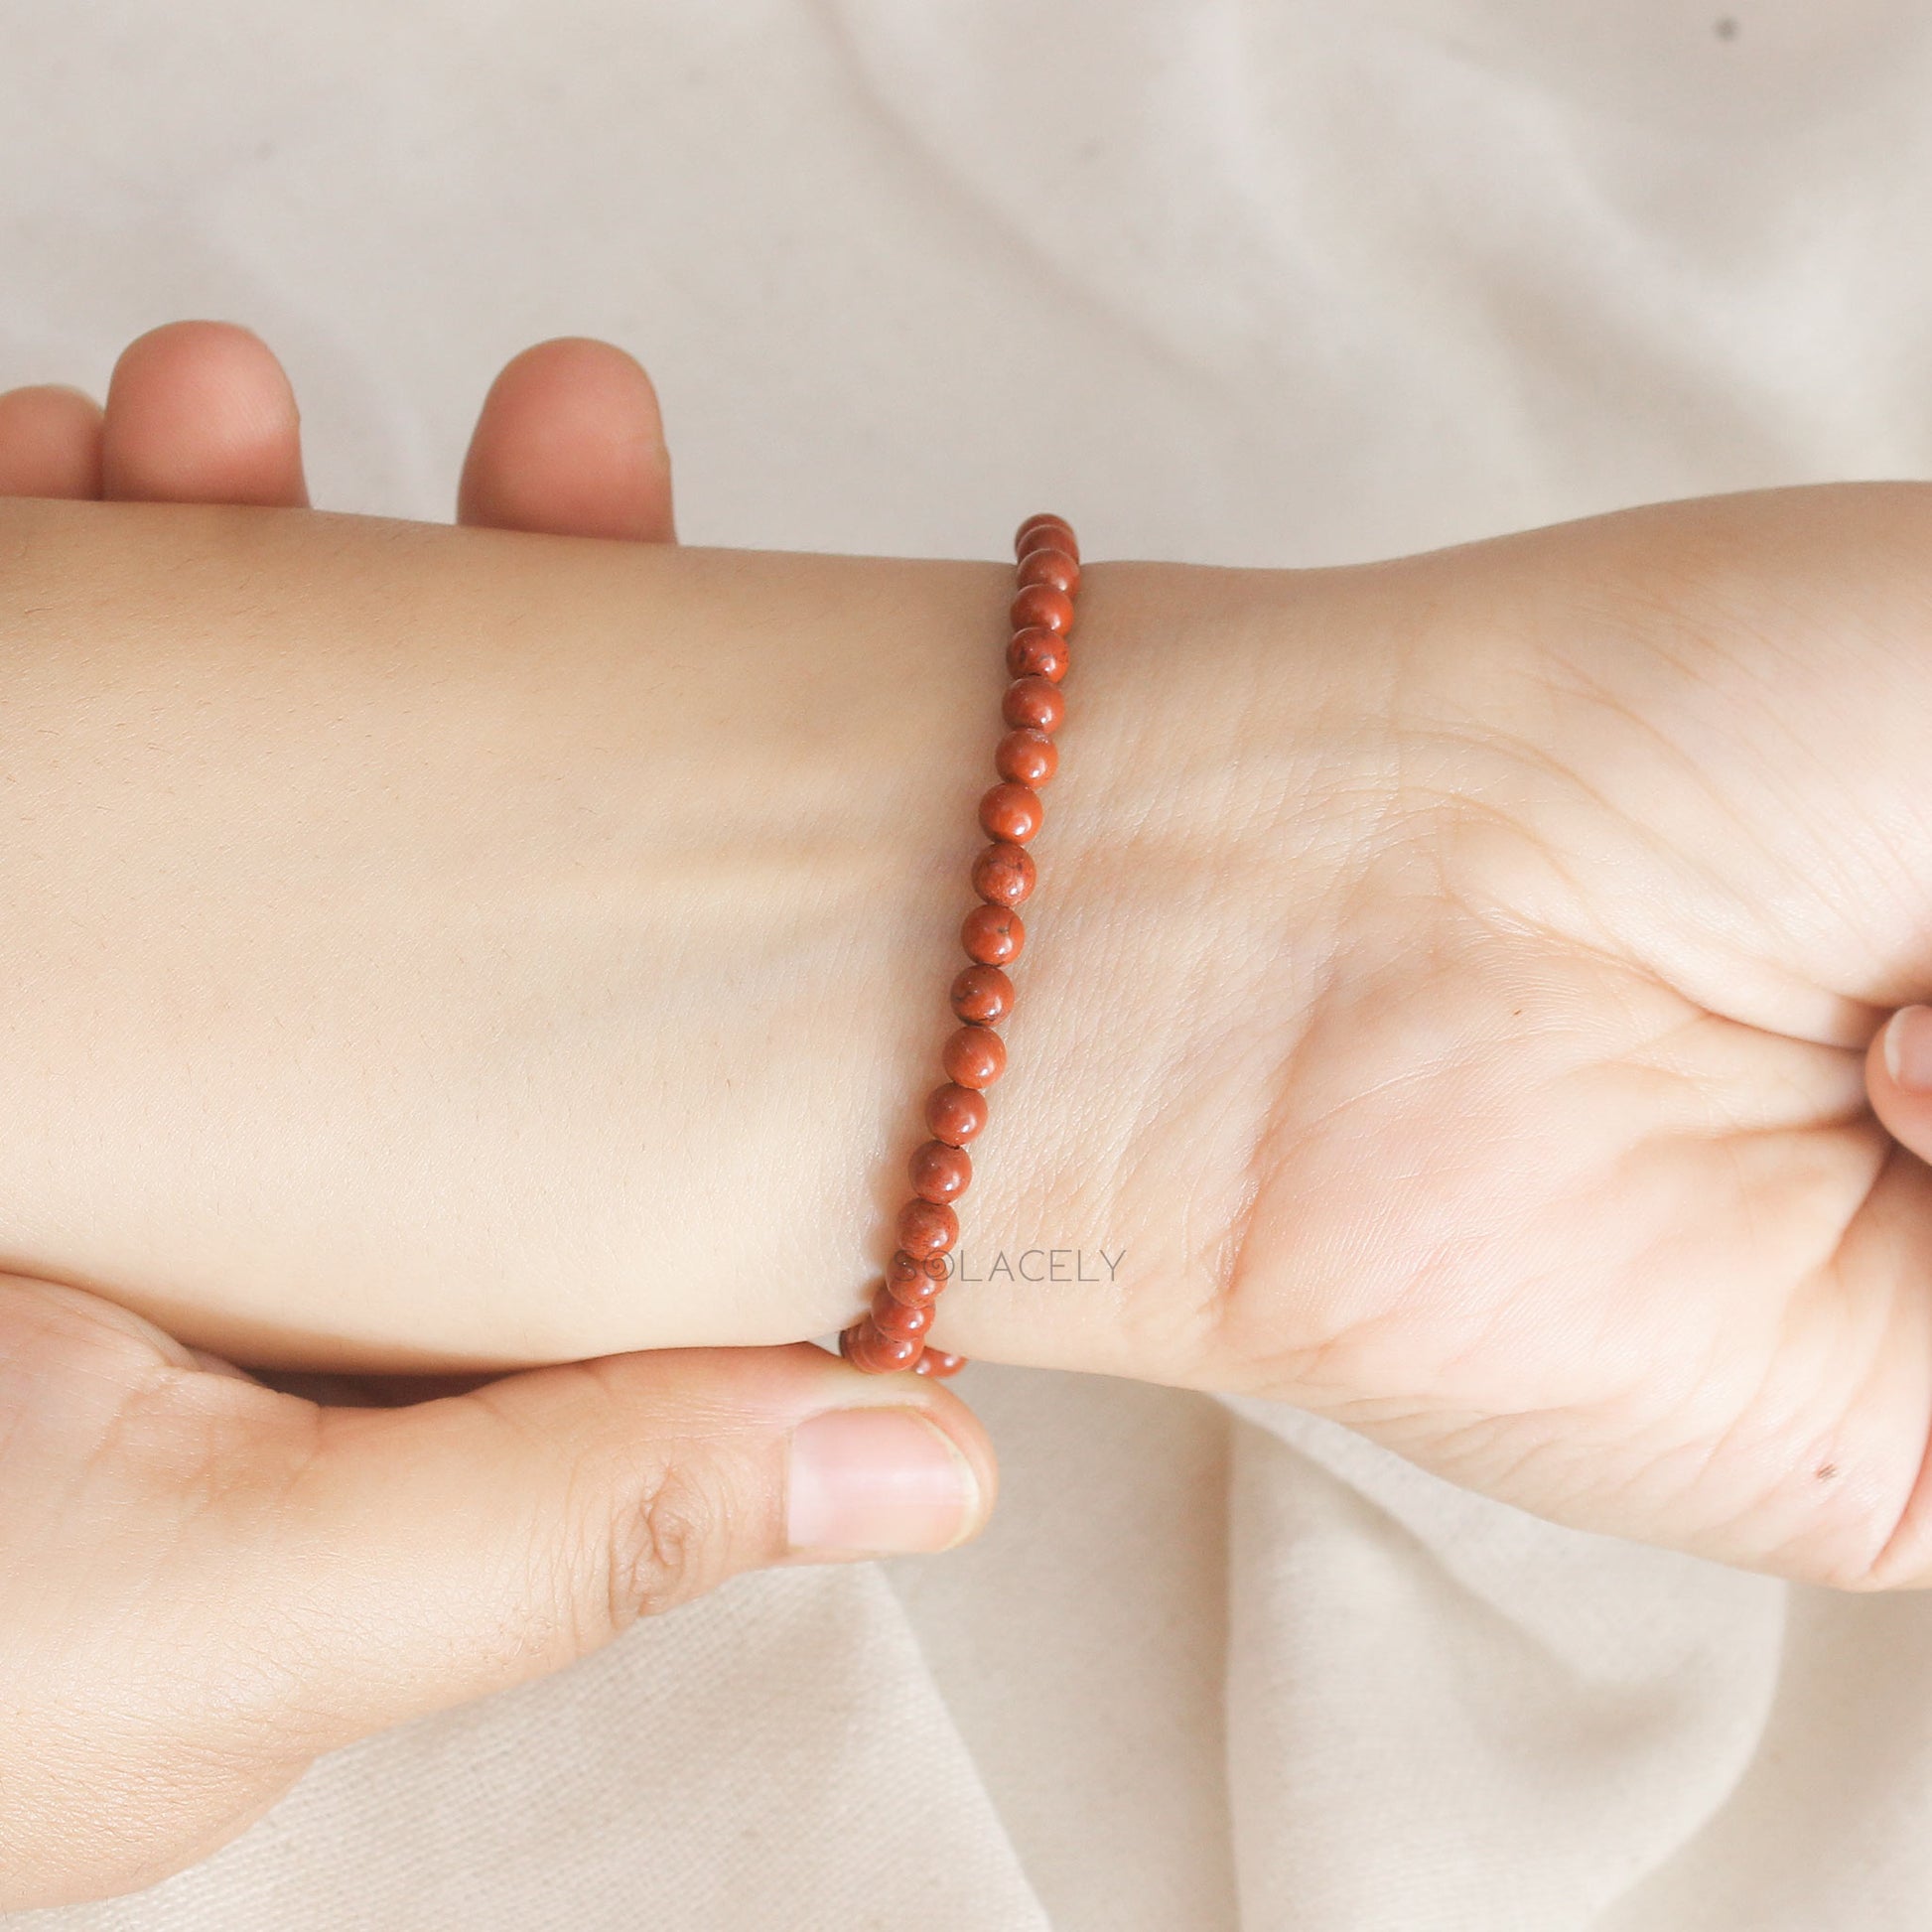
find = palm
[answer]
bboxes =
[1196,487,1932,1587]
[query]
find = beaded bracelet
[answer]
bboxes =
[839,512,1081,1378]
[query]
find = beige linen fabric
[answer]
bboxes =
[7,4,1932,1925]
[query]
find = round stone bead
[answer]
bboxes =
[1010,585,1074,636]
[1003,676,1064,735]
[843,1320,923,1373]
[950,963,1015,1025]
[925,1082,989,1146]
[870,1287,934,1340]
[887,1248,951,1304]
[897,1197,959,1259]
[909,1138,972,1202]
[943,1025,1007,1090]
[1016,546,1080,597]
[979,782,1042,844]
[996,729,1057,787]
[961,903,1025,965]
[972,840,1036,907]
[913,1348,967,1379]
[1015,513,1078,562]
[1007,628,1069,683]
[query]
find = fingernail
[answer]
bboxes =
[786,1407,982,1555]
[1885,1007,1932,1092]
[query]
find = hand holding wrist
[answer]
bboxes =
[19,483,1932,1595]
[0,327,1003,1912]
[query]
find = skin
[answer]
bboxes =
[0,327,994,1910]
[16,459,1932,1589]
[14,323,1932,1897]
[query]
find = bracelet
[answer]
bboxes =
[838,512,1081,1378]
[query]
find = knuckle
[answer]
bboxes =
[608,1458,729,1626]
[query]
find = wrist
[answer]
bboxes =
[929,557,1411,1382]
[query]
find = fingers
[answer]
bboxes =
[259,1343,992,1742]
[100,321,309,507]
[458,337,676,541]
[0,384,103,497]
[0,324,309,513]
[10,328,671,542]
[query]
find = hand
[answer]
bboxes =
[936,486,1932,1594]
[0,327,992,1911]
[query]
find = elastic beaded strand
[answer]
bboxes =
[840,514,1080,1376]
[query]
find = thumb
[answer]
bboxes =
[253,1342,995,1744]
[1869,1006,1932,1169]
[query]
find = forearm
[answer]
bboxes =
[0,497,1376,1373]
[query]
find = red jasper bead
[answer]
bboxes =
[972,840,1035,907]
[887,1248,951,1304]
[950,963,1015,1025]
[909,1138,972,1202]
[1016,547,1080,597]
[1003,676,1064,735]
[843,1320,924,1373]
[996,728,1057,787]
[897,1197,959,1259]
[926,1082,989,1146]
[1007,628,1069,683]
[871,1286,934,1340]
[961,903,1025,965]
[1010,584,1074,636]
[913,1348,967,1378]
[979,782,1042,844]
[943,1025,1007,1089]
[1015,513,1078,562]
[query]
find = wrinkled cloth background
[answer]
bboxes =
[7,4,1932,1926]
